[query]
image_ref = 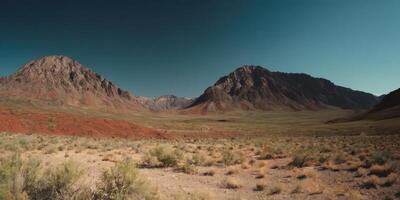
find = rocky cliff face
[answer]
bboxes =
[0,55,143,110]
[188,65,378,112]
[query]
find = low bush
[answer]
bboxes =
[95,159,159,200]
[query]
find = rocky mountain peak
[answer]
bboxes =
[0,55,140,109]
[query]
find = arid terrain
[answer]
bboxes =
[0,56,399,200]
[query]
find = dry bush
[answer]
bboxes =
[369,164,393,177]
[371,150,392,165]
[141,146,183,168]
[255,167,267,179]
[291,185,303,194]
[0,154,25,200]
[289,152,310,168]
[176,160,197,175]
[203,169,216,176]
[268,185,282,195]
[190,153,206,166]
[361,175,381,189]
[222,178,242,189]
[354,168,368,178]
[254,182,267,191]
[95,159,159,200]
[226,165,240,175]
[381,173,398,187]
[221,150,245,166]
[26,161,82,200]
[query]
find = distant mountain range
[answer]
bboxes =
[187,65,378,113]
[0,56,385,114]
[137,95,193,111]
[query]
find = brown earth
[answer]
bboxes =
[0,106,170,139]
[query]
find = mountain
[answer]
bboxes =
[0,55,143,110]
[137,95,193,111]
[187,65,378,112]
[361,88,400,120]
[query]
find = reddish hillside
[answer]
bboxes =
[0,105,169,139]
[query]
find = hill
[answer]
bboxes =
[188,65,378,112]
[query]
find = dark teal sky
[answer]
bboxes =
[1,0,399,97]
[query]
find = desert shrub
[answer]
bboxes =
[221,150,245,166]
[254,182,267,191]
[369,164,393,177]
[95,159,158,200]
[289,153,310,168]
[372,150,392,165]
[382,174,398,187]
[269,185,282,195]
[361,175,381,189]
[291,185,302,194]
[226,165,240,175]
[190,153,206,166]
[176,160,197,175]
[0,154,25,200]
[142,146,182,168]
[333,153,347,165]
[202,169,216,176]
[26,161,82,200]
[222,178,241,189]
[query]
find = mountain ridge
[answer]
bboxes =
[187,65,378,112]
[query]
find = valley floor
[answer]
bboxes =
[0,100,400,199]
[1,132,399,200]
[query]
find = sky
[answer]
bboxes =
[0,0,399,97]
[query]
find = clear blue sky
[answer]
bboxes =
[1,0,399,97]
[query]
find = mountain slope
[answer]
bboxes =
[137,95,193,111]
[361,88,400,120]
[0,55,143,110]
[188,65,378,112]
